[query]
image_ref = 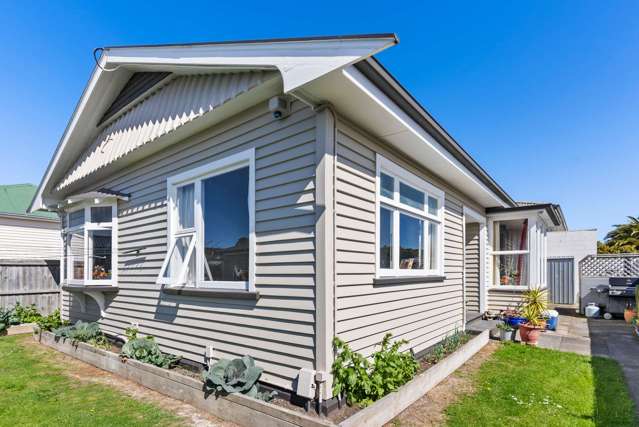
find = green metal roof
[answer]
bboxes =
[0,184,57,220]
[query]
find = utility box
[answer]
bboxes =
[296,368,317,399]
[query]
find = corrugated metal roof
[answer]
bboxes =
[56,71,272,190]
[0,184,57,219]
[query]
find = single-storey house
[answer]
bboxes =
[29,34,592,402]
[0,183,61,312]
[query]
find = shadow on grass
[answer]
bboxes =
[591,356,637,426]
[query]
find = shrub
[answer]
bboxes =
[35,309,66,332]
[121,336,180,369]
[425,329,471,364]
[203,355,275,401]
[332,333,418,407]
[0,307,19,334]
[13,303,42,323]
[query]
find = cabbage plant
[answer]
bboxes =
[121,336,180,369]
[203,355,275,401]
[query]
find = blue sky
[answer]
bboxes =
[1,1,637,239]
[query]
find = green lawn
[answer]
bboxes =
[445,343,637,427]
[0,335,185,427]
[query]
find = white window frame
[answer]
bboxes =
[64,203,118,286]
[375,154,445,277]
[159,148,256,291]
[488,212,536,290]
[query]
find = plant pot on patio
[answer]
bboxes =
[519,323,545,345]
[624,307,636,324]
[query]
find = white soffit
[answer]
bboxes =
[302,66,509,208]
[103,36,398,93]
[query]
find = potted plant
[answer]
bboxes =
[497,322,515,341]
[624,303,636,324]
[519,288,548,346]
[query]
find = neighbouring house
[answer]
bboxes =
[0,184,61,313]
[29,34,593,403]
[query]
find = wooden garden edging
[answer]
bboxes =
[34,329,489,427]
[35,331,334,427]
[5,323,36,336]
[338,329,490,427]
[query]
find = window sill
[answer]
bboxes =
[162,286,260,300]
[488,285,548,292]
[373,275,446,285]
[62,284,119,293]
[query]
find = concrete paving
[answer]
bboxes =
[587,317,639,419]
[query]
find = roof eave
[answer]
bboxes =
[354,57,515,208]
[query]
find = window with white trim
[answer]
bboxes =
[492,219,529,287]
[376,155,444,277]
[64,204,117,285]
[158,149,255,291]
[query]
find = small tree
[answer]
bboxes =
[598,216,639,254]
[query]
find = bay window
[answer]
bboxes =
[158,149,255,291]
[64,204,117,285]
[376,155,444,277]
[492,219,529,287]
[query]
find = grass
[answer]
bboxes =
[0,335,185,427]
[445,343,637,427]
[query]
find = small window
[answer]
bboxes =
[89,230,112,280]
[399,213,424,270]
[399,183,425,211]
[68,230,85,280]
[380,173,394,199]
[69,210,85,228]
[495,254,529,287]
[176,184,195,230]
[428,196,438,216]
[91,206,112,223]
[158,234,196,285]
[379,207,393,269]
[494,219,528,251]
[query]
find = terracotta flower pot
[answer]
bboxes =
[519,323,544,345]
[624,309,636,324]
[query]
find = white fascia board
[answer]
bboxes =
[29,36,397,213]
[103,37,397,93]
[341,67,509,208]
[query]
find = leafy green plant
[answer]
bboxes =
[497,322,514,332]
[13,303,42,323]
[35,309,66,332]
[53,320,110,349]
[121,336,180,369]
[0,307,19,334]
[203,355,275,401]
[425,329,471,364]
[124,325,139,341]
[332,333,418,407]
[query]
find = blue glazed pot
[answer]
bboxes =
[505,316,527,328]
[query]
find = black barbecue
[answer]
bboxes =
[593,277,639,315]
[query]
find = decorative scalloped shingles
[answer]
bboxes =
[57,71,270,190]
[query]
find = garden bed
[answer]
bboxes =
[35,329,488,427]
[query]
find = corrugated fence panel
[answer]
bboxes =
[548,257,574,305]
[334,121,464,358]
[60,101,316,391]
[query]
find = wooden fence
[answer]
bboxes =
[0,259,60,314]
